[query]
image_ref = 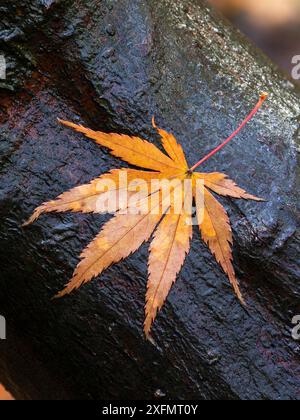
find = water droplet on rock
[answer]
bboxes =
[154,389,166,398]
[106,24,116,36]
[207,349,221,366]
[102,48,115,59]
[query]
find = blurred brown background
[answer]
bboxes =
[209,0,300,78]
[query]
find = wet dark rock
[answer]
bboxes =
[0,0,299,400]
[106,24,116,37]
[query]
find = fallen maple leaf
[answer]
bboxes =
[24,93,268,338]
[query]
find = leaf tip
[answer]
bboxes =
[57,118,81,131]
[144,314,154,341]
[57,118,71,127]
[22,209,42,227]
[146,335,156,346]
[22,219,31,228]
[239,294,246,307]
[232,280,246,306]
[57,118,70,127]
[152,115,157,129]
[144,326,156,344]
[53,289,68,299]
[245,194,266,202]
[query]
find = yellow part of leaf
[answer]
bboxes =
[23,169,167,225]
[195,187,245,304]
[56,200,162,298]
[55,179,185,298]
[59,119,184,174]
[145,188,193,338]
[152,117,188,170]
[195,172,263,201]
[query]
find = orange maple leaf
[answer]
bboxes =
[24,93,267,338]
